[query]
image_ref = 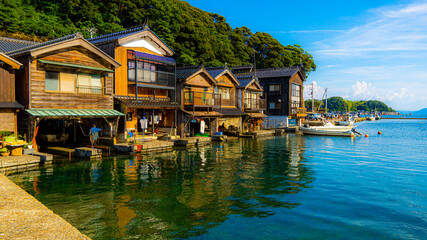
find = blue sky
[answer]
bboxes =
[185,0,427,110]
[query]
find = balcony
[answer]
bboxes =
[76,85,104,95]
[291,107,307,118]
[184,91,221,107]
[244,98,266,111]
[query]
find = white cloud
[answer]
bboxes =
[348,81,409,102]
[304,81,326,100]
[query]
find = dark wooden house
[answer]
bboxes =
[0,52,23,136]
[236,75,266,131]
[88,26,179,136]
[176,66,220,136]
[5,33,123,146]
[235,66,306,118]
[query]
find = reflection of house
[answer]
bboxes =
[0,52,23,136]
[236,75,267,131]
[5,33,123,145]
[89,26,179,136]
[235,66,306,118]
[176,66,220,136]
[206,66,246,132]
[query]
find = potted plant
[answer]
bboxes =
[0,147,10,157]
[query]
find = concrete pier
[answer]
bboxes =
[0,173,90,239]
[0,154,53,174]
[169,137,211,148]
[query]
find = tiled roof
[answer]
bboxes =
[0,37,37,53]
[205,66,227,78]
[88,26,147,45]
[88,26,174,52]
[232,65,254,70]
[214,107,247,116]
[236,75,254,88]
[176,66,203,80]
[6,33,81,56]
[236,66,301,79]
[115,96,179,108]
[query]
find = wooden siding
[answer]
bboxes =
[20,46,116,110]
[0,110,17,133]
[186,73,212,88]
[0,65,15,102]
[216,74,235,87]
[114,46,163,96]
[14,56,30,108]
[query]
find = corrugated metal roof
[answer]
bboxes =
[25,109,124,117]
[38,59,114,72]
[0,37,37,53]
[6,33,81,56]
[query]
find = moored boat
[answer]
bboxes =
[300,122,355,137]
[367,114,376,121]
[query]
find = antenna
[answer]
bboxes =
[253,48,257,78]
[86,28,97,38]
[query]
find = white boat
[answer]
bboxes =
[300,122,355,137]
[338,116,354,126]
[367,114,375,121]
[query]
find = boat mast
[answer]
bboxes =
[311,82,315,113]
[325,88,328,113]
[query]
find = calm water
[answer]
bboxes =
[9,119,427,239]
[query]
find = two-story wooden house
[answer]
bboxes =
[0,52,23,136]
[176,66,220,136]
[6,33,123,146]
[236,75,267,131]
[235,66,306,119]
[89,26,179,137]
[206,66,246,132]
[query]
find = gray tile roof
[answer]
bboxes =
[0,101,24,109]
[6,33,81,57]
[235,66,301,79]
[236,75,254,88]
[205,66,227,78]
[176,66,204,80]
[232,65,254,70]
[214,107,247,116]
[0,37,37,54]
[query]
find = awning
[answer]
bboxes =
[248,112,268,118]
[25,109,124,118]
[214,107,248,116]
[115,96,179,109]
[38,59,114,72]
[0,101,24,109]
[181,109,221,117]
[128,82,175,90]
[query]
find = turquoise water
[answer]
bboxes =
[9,119,427,239]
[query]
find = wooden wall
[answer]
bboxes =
[0,109,16,133]
[114,46,163,96]
[0,65,15,102]
[25,46,115,109]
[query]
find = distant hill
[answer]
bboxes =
[413,108,427,115]
[305,97,395,112]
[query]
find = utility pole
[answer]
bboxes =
[325,88,328,113]
[311,83,315,113]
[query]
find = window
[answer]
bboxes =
[219,88,230,99]
[128,60,136,81]
[45,71,75,92]
[292,84,301,97]
[291,84,301,109]
[45,71,59,91]
[269,84,280,92]
[269,102,281,109]
[77,74,103,94]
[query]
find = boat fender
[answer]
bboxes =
[378,131,382,135]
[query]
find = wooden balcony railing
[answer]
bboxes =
[184,91,221,107]
[76,85,104,95]
[244,98,266,111]
[291,107,307,118]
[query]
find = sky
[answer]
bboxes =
[185,0,427,111]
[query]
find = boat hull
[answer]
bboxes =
[300,126,355,137]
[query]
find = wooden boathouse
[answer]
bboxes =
[88,26,179,138]
[5,33,123,147]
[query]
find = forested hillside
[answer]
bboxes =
[305,97,395,112]
[0,0,316,76]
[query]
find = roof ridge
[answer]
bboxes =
[6,33,81,56]
[177,65,203,70]
[88,25,147,41]
[0,36,38,44]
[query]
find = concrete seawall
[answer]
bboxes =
[0,173,90,239]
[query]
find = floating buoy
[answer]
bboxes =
[358,135,361,137]
[365,134,369,138]
[378,131,382,135]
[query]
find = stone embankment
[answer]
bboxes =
[0,173,90,239]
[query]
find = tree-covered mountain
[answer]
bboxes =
[0,0,316,77]
[305,97,395,112]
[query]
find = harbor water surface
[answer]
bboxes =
[9,119,427,239]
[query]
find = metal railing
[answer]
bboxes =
[76,85,104,94]
[184,91,221,107]
[244,98,266,111]
[291,107,307,117]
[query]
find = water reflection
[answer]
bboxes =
[10,135,313,239]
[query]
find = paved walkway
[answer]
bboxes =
[0,174,90,239]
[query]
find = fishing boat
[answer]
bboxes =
[367,114,376,121]
[338,115,354,126]
[300,122,355,137]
